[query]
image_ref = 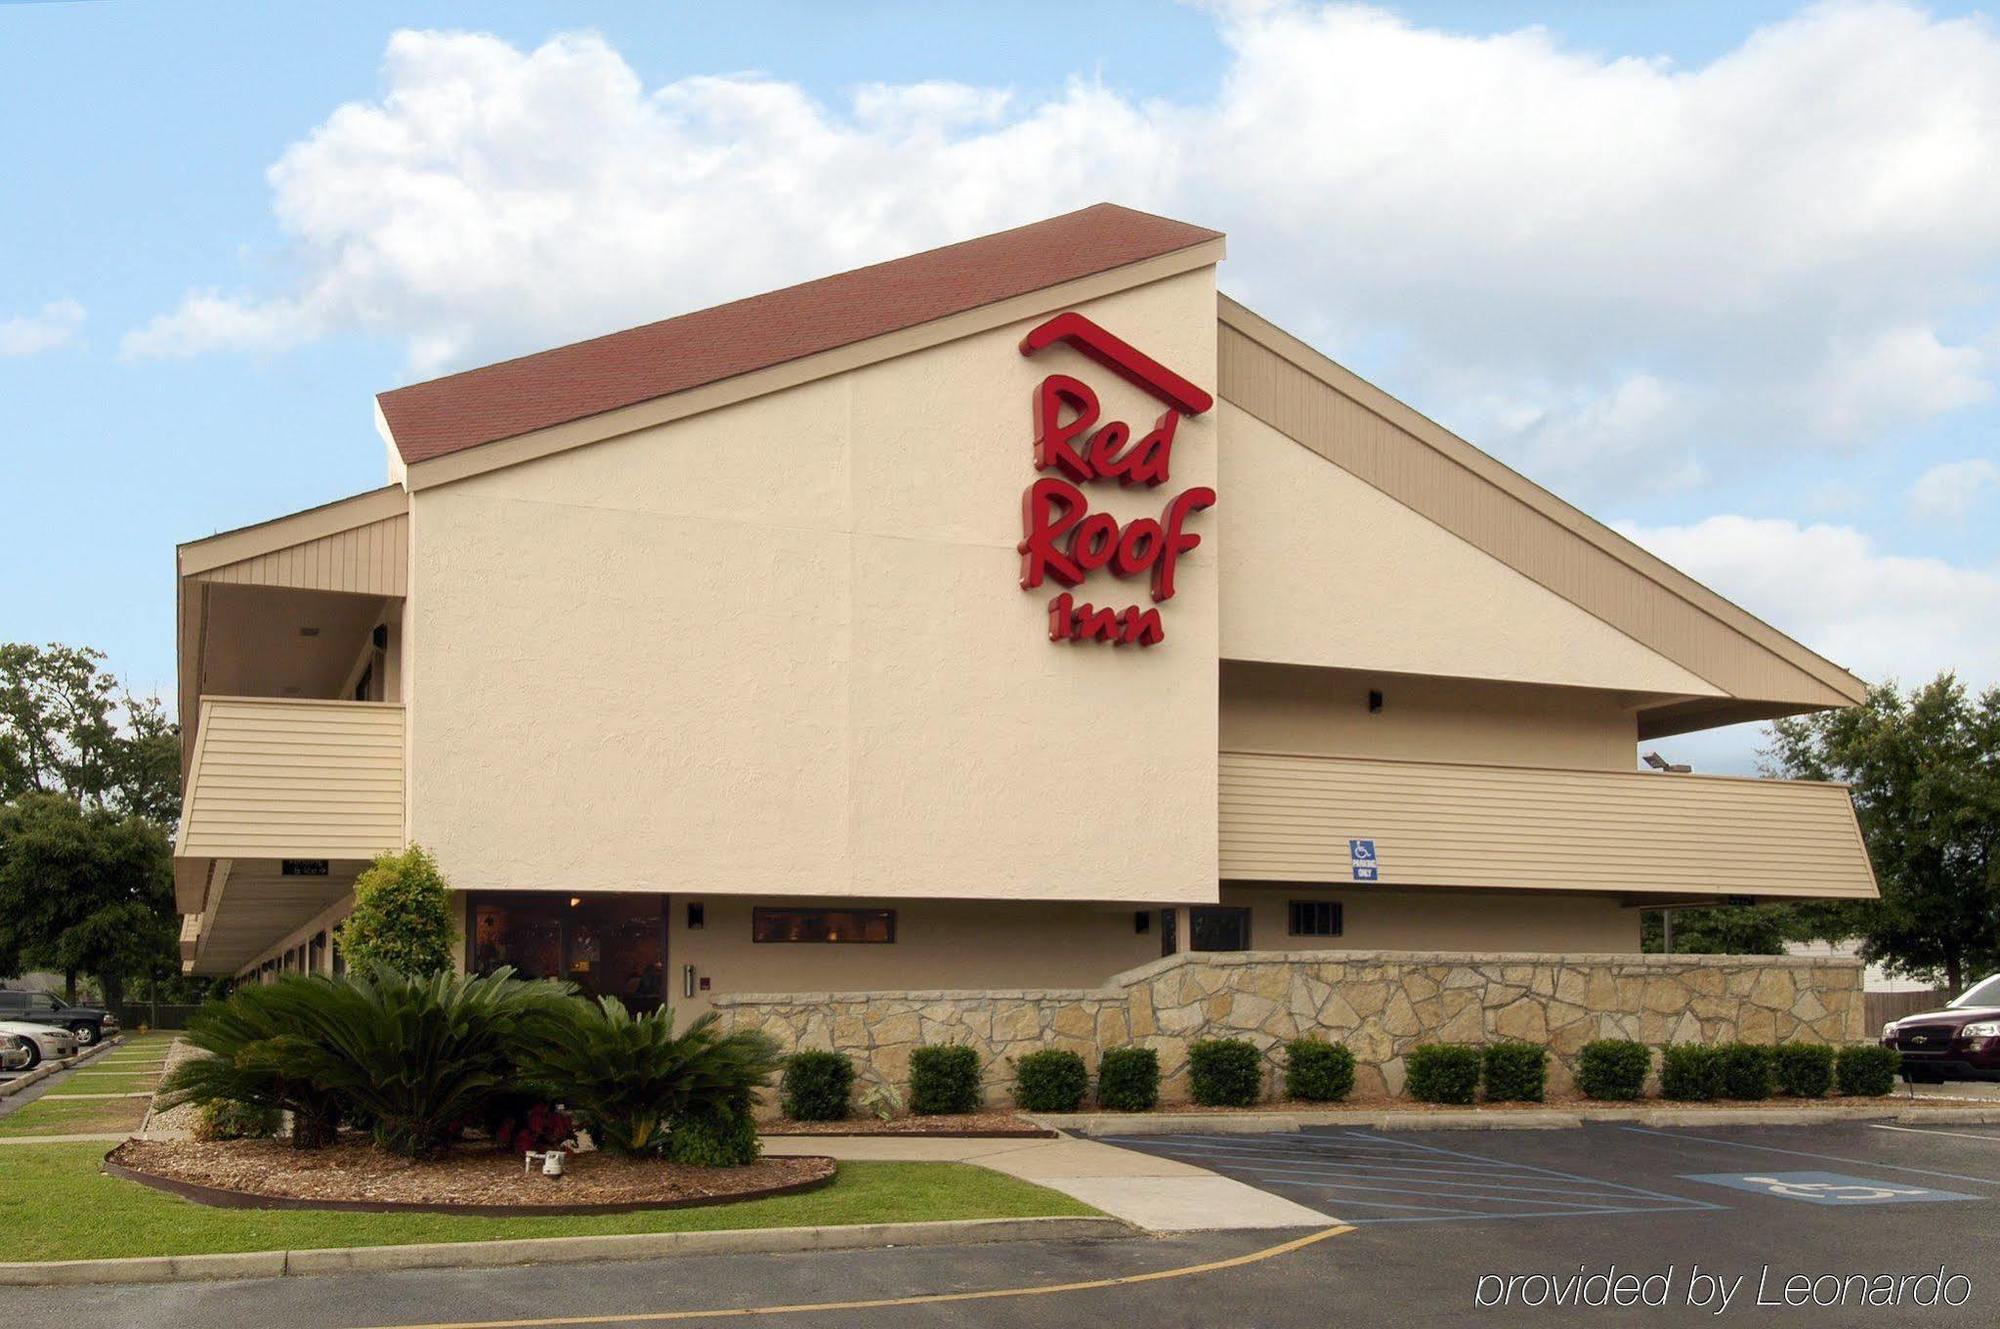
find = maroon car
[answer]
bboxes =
[1882,972,2000,1083]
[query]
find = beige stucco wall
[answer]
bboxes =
[408,268,1220,904]
[669,895,1161,1018]
[670,887,1633,1017]
[1217,407,1722,698]
[1215,884,1640,952]
[1221,661,1640,770]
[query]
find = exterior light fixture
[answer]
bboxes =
[1367,689,1384,714]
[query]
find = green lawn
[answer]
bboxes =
[0,1096,150,1137]
[0,1146,1095,1263]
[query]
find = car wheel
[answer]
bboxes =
[20,1042,40,1070]
[70,1022,97,1046]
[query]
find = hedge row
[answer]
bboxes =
[775,1039,1902,1118]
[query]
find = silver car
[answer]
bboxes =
[0,1032,31,1072]
[0,1020,78,1069]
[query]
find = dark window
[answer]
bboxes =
[752,907,895,944]
[352,664,373,702]
[1288,900,1343,937]
[1160,908,1177,957]
[1189,906,1250,952]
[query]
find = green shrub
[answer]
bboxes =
[780,1051,854,1122]
[230,968,575,1158]
[665,1106,761,1167]
[1836,1044,1900,1097]
[1575,1040,1651,1100]
[909,1044,982,1115]
[159,976,345,1149]
[1096,1046,1159,1112]
[193,1100,281,1142]
[1717,1043,1775,1100]
[1482,1041,1547,1103]
[1660,1044,1725,1101]
[523,996,781,1155]
[1773,1043,1836,1098]
[1188,1038,1262,1107]
[1284,1038,1356,1102]
[336,846,456,980]
[1405,1044,1480,1105]
[1012,1049,1089,1112]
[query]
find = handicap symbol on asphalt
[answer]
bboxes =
[1683,1171,1981,1205]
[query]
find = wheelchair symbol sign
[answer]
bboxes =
[1684,1171,1979,1205]
[1349,839,1378,882]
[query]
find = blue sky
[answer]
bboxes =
[4,1,1998,773]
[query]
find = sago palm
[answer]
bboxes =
[158,977,344,1149]
[263,966,575,1158]
[521,999,781,1155]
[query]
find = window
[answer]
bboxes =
[752,907,895,943]
[1288,900,1343,937]
[1189,906,1250,952]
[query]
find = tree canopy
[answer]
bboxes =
[1763,673,2000,993]
[0,792,177,1005]
[0,641,178,819]
[0,642,182,1001]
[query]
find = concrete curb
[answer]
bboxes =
[0,1035,125,1100]
[0,1215,1132,1287]
[1037,1102,2000,1135]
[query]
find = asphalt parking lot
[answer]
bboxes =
[11,1120,1998,1329]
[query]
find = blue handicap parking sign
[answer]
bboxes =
[1349,838,1378,882]
[1683,1171,1980,1206]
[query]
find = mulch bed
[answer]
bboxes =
[106,1138,836,1216]
[764,1110,1054,1137]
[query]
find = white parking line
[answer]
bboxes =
[1869,1124,2000,1143]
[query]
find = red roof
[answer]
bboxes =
[377,203,1223,466]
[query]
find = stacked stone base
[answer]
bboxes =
[715,950,1865,1104]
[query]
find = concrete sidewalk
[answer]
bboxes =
[762,1135,1332,1232]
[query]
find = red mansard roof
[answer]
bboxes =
[376,203,1224,466]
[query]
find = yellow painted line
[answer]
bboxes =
[353,1223,1356,1329]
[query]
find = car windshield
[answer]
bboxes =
[1949,975,2000,1009]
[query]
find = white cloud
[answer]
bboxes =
[1617,515,2000,691]
[1,298,85,356]
[123,4,2000,495]
[1906,457,2000,520]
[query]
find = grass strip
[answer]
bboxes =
[0,1097,150,1137]
[0,1146,1095,1262]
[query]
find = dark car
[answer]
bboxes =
[0,989,118,1046]
[1881,973,2000,1083]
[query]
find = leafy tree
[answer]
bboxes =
[1641,903,1795,955]
[0,642,178,821]
[0,792,176,1005]
[1763,674,2000,993]
[337,846,456,979]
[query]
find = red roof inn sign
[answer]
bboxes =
[1017,312,1215,647]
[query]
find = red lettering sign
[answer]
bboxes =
[1018,312,1214,647]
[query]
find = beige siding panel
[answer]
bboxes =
[1216,313,1858,710]
[197,514,409,597]
[179,698,406,860]
[1219,751,1878,900]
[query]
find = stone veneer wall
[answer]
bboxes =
[713,950,1866,1103]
